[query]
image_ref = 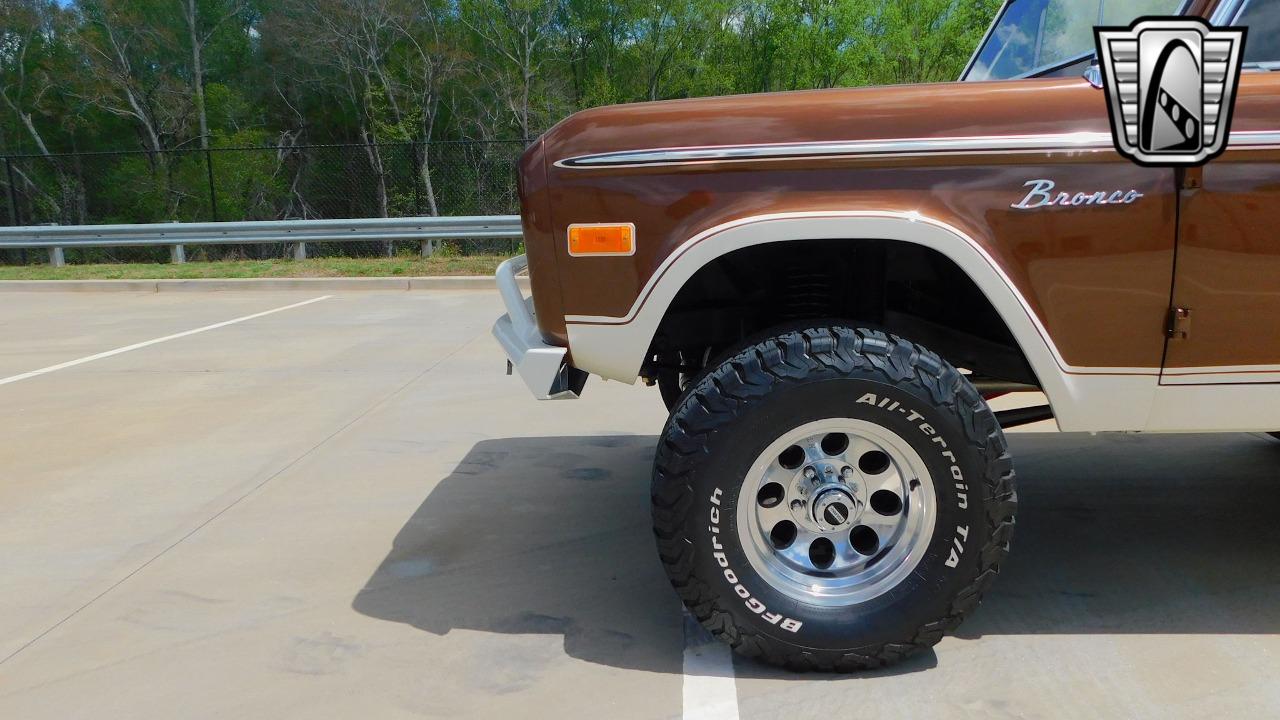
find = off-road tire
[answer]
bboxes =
[651,326,1016,671]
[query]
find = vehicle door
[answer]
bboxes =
[1162,0,1280,383]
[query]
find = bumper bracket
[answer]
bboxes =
[491,255,585,399]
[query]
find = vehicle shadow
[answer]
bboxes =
[351,434,687,675]
[352,432,1280,676]
[958,431,1280,639]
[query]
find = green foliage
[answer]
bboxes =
[97,155,178,223]
[1,0,1002,159]
[433,240,462,257]
[541,0,1000,108]
[205,83,259,134]
[0,0,1002,239]
[210,130,290,220]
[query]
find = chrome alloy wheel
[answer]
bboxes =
[737,418,937,607]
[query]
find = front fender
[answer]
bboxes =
[562,211,1160,432]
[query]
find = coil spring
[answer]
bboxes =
[778,263,838,320]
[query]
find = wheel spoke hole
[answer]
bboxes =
[757,482,786,509]
[808,537,836,569]
[850,525,880,555]
[858,450,891,475]
[769,520,798,550]
[778,445,805,470]
[819,433,849,456]
[870,489,903,516]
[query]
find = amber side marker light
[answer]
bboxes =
[567,223,636,257]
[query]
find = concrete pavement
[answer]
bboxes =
[2,289,1279,719]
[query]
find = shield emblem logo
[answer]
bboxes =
[1095,18,1247,166]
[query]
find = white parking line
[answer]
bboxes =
[0,295,332,387]
[682,611,740,720]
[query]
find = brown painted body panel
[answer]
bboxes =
[1165,72,1280,376]
[534,78,1178,370]
[516,139,569,346]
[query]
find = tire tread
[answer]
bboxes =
[651,326,1017,672]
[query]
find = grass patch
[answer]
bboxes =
[0,256,509,281]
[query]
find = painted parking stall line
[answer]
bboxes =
[0,295,333,387]
[682,611,739,720]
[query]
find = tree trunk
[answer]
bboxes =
[419,146,439,217]
[187,0,210,151]
[520,67,532,138]
[419,109,439,217]
[361,129,392,256]
[2,95,66,220]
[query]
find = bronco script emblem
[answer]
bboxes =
[1094,17,1246,166]
[1011,179,1144,211]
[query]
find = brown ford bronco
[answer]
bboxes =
[493,0,1280,671]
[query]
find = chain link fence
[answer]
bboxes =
[0,140,528,264]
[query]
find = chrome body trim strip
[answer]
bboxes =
[959,0,1010,81]
[556,130,1280,169]
[1230,130,1280,146]
[1211,0,1248,25]
[556,132,1116,168]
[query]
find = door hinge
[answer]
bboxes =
[1179,166,1203,190]
[1166,307,1192,340]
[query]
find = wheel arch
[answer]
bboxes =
[564,211,1123,430]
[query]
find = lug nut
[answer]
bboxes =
[841,466,855,481]
[803,467,817,480]
[790,499,805,512]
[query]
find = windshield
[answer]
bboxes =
[966,0,1184,80]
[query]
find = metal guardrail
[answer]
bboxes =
[0,215,523,265]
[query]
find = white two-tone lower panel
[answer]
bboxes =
[1146,383,1280,432]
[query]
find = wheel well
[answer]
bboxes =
[642,238,1040,387]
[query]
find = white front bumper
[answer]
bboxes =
[491,255,585,399]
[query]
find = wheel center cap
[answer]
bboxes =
[813,488,857,531]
